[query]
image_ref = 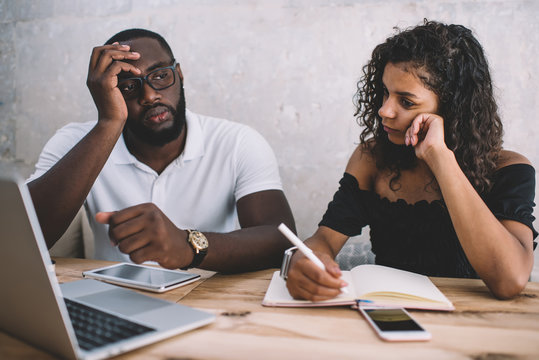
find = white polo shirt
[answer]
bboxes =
[29,110,283,262]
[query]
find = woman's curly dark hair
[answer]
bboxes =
[354,20,503,194]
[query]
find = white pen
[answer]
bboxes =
[278,223,349,294]
[278,223,326,270]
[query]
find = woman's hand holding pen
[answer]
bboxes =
[278,224,348,301]
[286,251,348,302]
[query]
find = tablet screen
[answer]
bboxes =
[92,263,196,286]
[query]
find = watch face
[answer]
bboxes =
[190,231,208,251]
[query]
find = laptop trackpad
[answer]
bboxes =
[76,288,169,316]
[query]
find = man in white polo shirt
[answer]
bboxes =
[27,29,295,273]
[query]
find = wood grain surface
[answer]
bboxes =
[1,257,538,360]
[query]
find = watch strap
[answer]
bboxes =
[280,246,298,280]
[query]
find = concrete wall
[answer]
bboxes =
[1,0,538,275]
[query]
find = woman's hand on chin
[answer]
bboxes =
[405,113,450,163]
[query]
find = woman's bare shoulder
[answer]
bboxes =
[497,150,532,169]
[345,142,377,190]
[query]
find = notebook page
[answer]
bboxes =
[350,264,450,304]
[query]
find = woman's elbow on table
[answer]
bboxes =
[486,269,531,300]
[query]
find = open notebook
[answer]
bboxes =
[263,264,454,311]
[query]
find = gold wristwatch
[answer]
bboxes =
[184,229,209,269]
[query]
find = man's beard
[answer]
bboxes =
[124,86,186,147]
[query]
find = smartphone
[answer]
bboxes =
[82,262,200,293]
[359,306,431,341]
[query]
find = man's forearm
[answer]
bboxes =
[199,224,293,273]
[28,121,123,247]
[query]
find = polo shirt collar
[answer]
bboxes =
[111,108,205,166]
[181,109,205,162]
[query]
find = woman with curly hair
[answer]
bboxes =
[286,20,536,300]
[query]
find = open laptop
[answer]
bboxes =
[0,171,215,359]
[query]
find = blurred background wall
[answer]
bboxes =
[1,0,538,275]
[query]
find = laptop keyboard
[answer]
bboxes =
[64,298,155,351]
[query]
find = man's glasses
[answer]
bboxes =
[118,61,177,99]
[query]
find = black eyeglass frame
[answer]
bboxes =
[118,60,178,97]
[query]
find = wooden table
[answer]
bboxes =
[2,257,539,359]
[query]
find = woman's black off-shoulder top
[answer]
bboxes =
[319,164,537,278]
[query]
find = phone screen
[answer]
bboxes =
[362,308,423,331]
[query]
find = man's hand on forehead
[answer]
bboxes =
[87,42,142,125]
[117,69,137,79]
[90,42,141,74]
